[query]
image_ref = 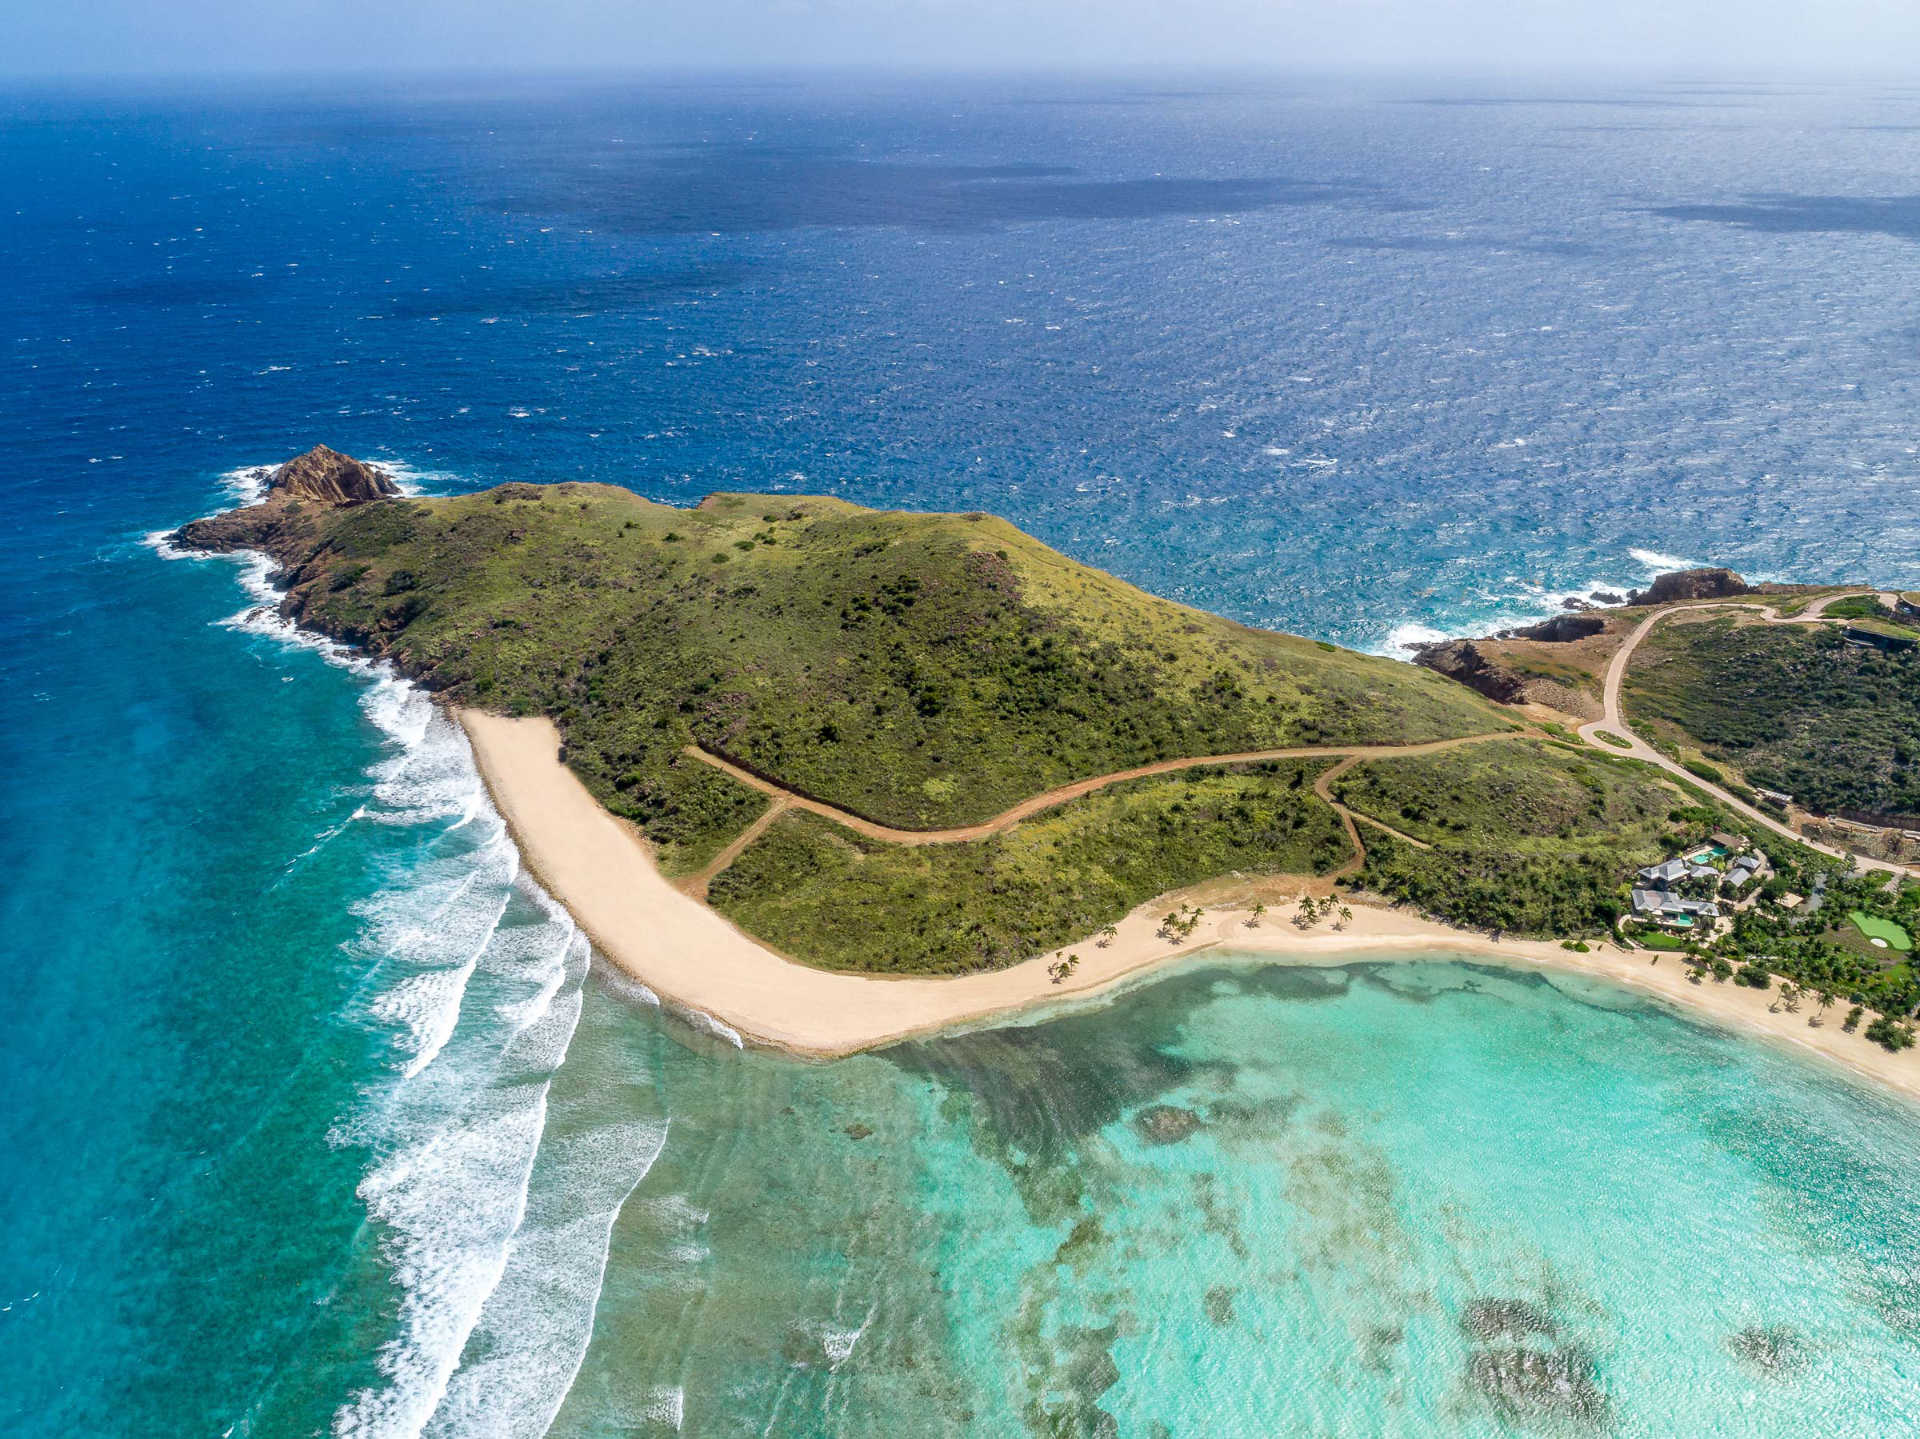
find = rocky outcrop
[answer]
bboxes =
[1409,639,1529,705]
[269,445,398,505]
[171,445,396,556]
[1629,567,1748,605]
[1500,613,1606,643]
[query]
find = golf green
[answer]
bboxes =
[1850,910,1914,952]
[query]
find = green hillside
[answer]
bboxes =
[711,761,1351,974]
[241,481,1510,872]
[1332,739,1710,935]
[1624,616,1920,822]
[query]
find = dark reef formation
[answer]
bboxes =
[1467,1343,1608,1428]
[1726,1324,1808,1376]
[1131,1104,1203,1145]
[1462,1296,1558,1342]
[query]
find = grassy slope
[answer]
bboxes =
[708,761,1351,974]
[282,483,1507,874]
[1623,616,1920,822]
[1332,738,1711,936]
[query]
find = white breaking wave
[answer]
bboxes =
[690,1011,744,1049]
[156,464,641,1439]
[1374,544,1694,658]
[822,1305,877,1369]
[598,968,661,1009]
[222,463,274,507]
[421,1117,671,1439]
[1629,546,1698,574]
[140,527,191,561]
[330,779,603,1439]
[1382,620,1452,656]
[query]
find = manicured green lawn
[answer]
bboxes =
[1634,930,1690,952]
[1851,911,1914,952]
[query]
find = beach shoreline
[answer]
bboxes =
[455,708,1920,1099]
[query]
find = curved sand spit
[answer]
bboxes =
[456,709,1918,1098]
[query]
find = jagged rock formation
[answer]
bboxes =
[1408,639,1529,705]
[1629,567,1748,605]
[172,445,398,555]
[1500,613,1606,643]
[267,445,398,505]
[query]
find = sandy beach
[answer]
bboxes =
[456,709,1920,1099]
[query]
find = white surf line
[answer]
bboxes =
[421,1116,672,1439]
[335,883,590,1439]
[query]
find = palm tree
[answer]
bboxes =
[1246,903,1266,929]
[1337,905,1353,929]
[1781,984,1801,1014]
[1096,925,1118,948]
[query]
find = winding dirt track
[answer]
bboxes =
[685,584,1916,894]
[1574,593,1913,879]
[681,729,1512,895]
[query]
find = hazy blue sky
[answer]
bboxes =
[6,0,1920,77]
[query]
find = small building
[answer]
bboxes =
[1725,858,1760,888]
[1631,889,1720,927]
[1757,788,1794,807]
[1710,830,1749,852]
[1637,857,1692,888]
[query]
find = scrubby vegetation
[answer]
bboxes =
[269,483,1505,871]
[205,474,1920,996]
[1624,617,1920,823]
[709,762,1351,973]
[1331,739,1716,936]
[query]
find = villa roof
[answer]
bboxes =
[1632,888,1719,920]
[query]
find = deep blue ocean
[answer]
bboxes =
[6,72,1920,1437]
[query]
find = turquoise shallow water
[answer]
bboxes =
[8,71,1920,1436]
[541,957,1920,1437]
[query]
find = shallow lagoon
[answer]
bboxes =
[553,957,1920,1437]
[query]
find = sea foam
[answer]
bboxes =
[159,463,640,1439]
